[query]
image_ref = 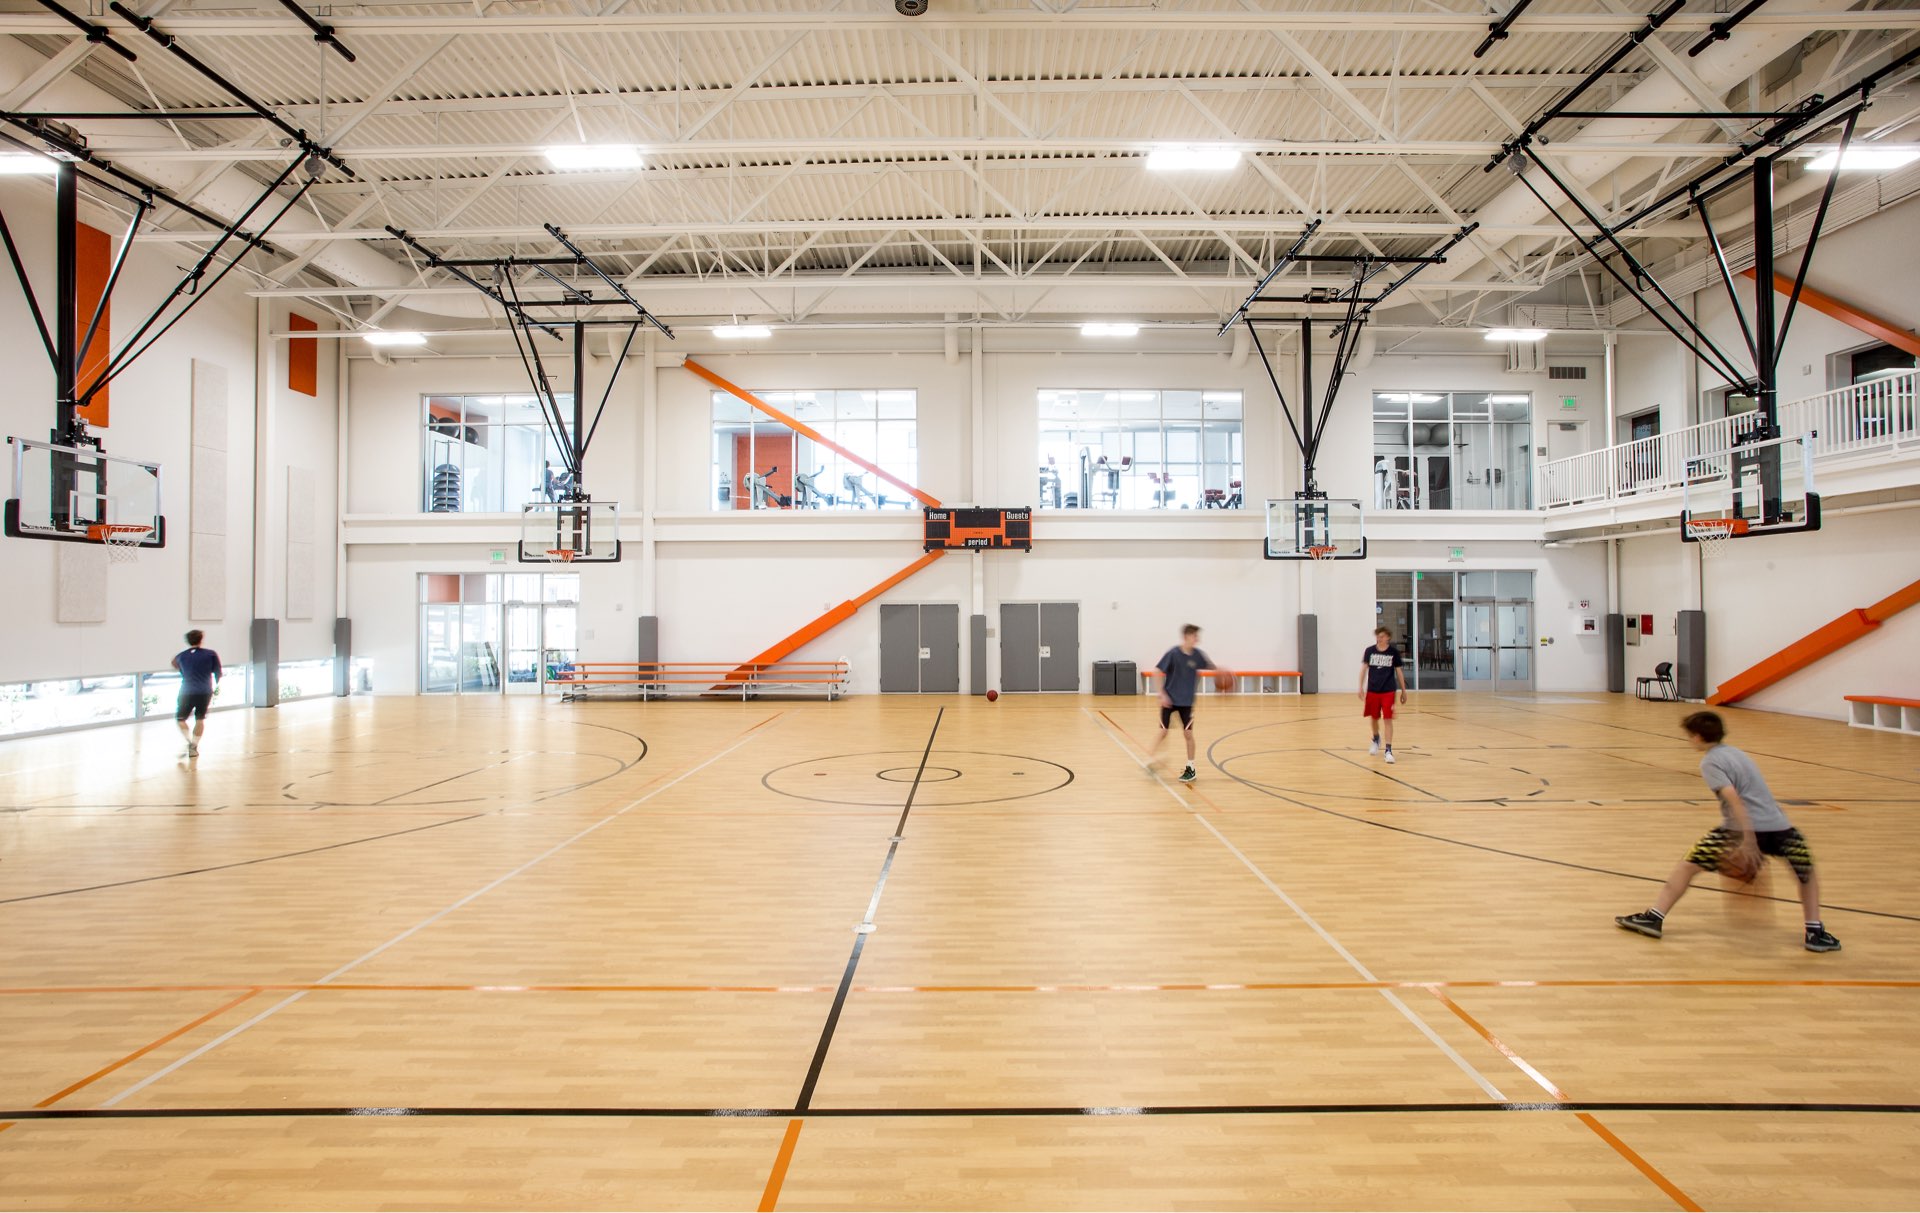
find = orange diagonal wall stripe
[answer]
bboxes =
[1709,577,1920,705]
[74,222,111,428]
[1741,269,1920,359]
[732,550,947,679]
[681,357,941,508]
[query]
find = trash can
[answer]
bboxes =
[1092,660,1117,695]
[1114,660,1139,695]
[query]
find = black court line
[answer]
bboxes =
[4,1100,1916,1123]
[1206,733,1920,925]
[1317,748,1450,801]
[0,813,488,905]
[792,707,944,1112]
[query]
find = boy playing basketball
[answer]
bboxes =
[1151,624,1220,784]
[171,629,223,758]
[1615,710,1840,952]
[1359,627,1408,763]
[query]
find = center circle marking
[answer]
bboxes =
[877,766,962,783]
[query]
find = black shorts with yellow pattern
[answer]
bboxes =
[1685,826,1815,884]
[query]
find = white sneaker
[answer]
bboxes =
[186,742,199,758]
[1368,738,1380,756]
[1383,748,1396,765]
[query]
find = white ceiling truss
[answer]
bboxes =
[0,1,1914,332]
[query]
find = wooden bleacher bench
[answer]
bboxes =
[555,661,850,701]
[1140,668,1303,695]
[1844,694,1920,736]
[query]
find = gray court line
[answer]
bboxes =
[95,713,786,1109]
[1083,709,1509,1103]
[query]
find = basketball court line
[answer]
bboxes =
[88,711,788,1111]
[0,812,488,905]
[6,977,1920,996]
[1088,708,1508,1103]
[5,1100,1915,1122]
[761,707,946,1211]
[1092,708,1712,1210]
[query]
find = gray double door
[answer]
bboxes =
[879,603,961,693]
[1000,602,1080,692]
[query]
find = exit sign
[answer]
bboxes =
[1561,396,1579,410]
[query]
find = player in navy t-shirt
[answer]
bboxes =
[1358,626,1407,764]
[171,629,223,758]
[1151,624,1221,784]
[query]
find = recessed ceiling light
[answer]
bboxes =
[1485,328,1548,342]
[1081,322,1140,338]
[1145,145,1241,172]
[362,330,427,346]
[1804,147,1920,171]
[0,153,58,175]
[543,144,645,171]
[713,324,772,339]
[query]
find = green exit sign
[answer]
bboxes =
[1561,396,1579,410]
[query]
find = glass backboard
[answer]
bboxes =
[1680,432,1819,543]
[519,499,620,563]
[4,436,165,548]
[1265,496,1366,560]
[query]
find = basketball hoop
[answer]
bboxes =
[1685,517,1742,558]
[87,523,152,564]
[1306,545,1339,561]
[543,548,579,564]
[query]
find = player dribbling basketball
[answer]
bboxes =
[1615,710,1840,952]
[1151,624,1220,784]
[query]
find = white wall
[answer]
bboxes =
[0,178,259,684]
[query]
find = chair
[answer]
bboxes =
[1636,661,1676,701]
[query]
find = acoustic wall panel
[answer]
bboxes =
[285,466,315,620]
[56,543,108,623]
[189,360,229,621]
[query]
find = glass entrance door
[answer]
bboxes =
[1460,599,1533,690]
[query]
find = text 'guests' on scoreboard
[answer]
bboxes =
[923,507,1032,552]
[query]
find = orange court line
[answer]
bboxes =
[757,1118,805,1212]
[0,988,261,1138]
[6,978,1917,997]
[1428,987,1702,1212]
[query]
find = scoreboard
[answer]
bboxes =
[923,507,1032,552]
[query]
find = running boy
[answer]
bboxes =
[1615,710,1840,952]
[1360,627,1408,763]
[1151,624,1220,784]
[171,629,223,758]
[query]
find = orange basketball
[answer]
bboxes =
[985,689,999,702]
[1214,673,1234,692]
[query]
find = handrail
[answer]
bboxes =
[1539,368,1919,509]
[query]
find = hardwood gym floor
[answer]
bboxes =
[1,692,1916,1211]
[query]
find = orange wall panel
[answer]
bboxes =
[288,312,318,397]
[74,223,111,428]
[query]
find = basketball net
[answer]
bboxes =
[1306,545,1338,561]
[90,524,152,565]
[1685,519,1737,558]
[543,548,579,564]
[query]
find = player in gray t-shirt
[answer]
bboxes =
[1616,711,1839,952]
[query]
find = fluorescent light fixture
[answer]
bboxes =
[1488,393,1532,404]
[1081,322,1140,338]
[1484,328,1548,342]
[0,153,58,175]
[543,144,645,171]
[362,330,427,346]
[1804,146,1920,172]
[712,324,772,339]
[1145,144,1241,172]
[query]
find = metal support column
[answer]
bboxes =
[1750,156,1782,517]
[50,160,78,526]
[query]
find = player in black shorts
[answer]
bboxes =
[1151,624,1221,784]
[171,629,224,758]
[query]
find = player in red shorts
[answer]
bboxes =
[1359,626,1408,764]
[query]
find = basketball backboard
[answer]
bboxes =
[4,436,165,548]
[1265,496,1366,560]
[1680,432,1819,543]
[519,499,620,563]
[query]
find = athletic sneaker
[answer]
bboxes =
[1615,911,1664,939]
[1368,738,1380,756]
[1178,765,1197,783]
[185,742,198,758]
[1383,748,1396,765]
[1805,928,1841,953]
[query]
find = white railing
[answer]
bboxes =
[1540,368,1919,509]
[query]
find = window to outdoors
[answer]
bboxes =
[423,394,574,513]
[1037,389,1244,510]
[711,390,917,510]
[1372,391,1531,511]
